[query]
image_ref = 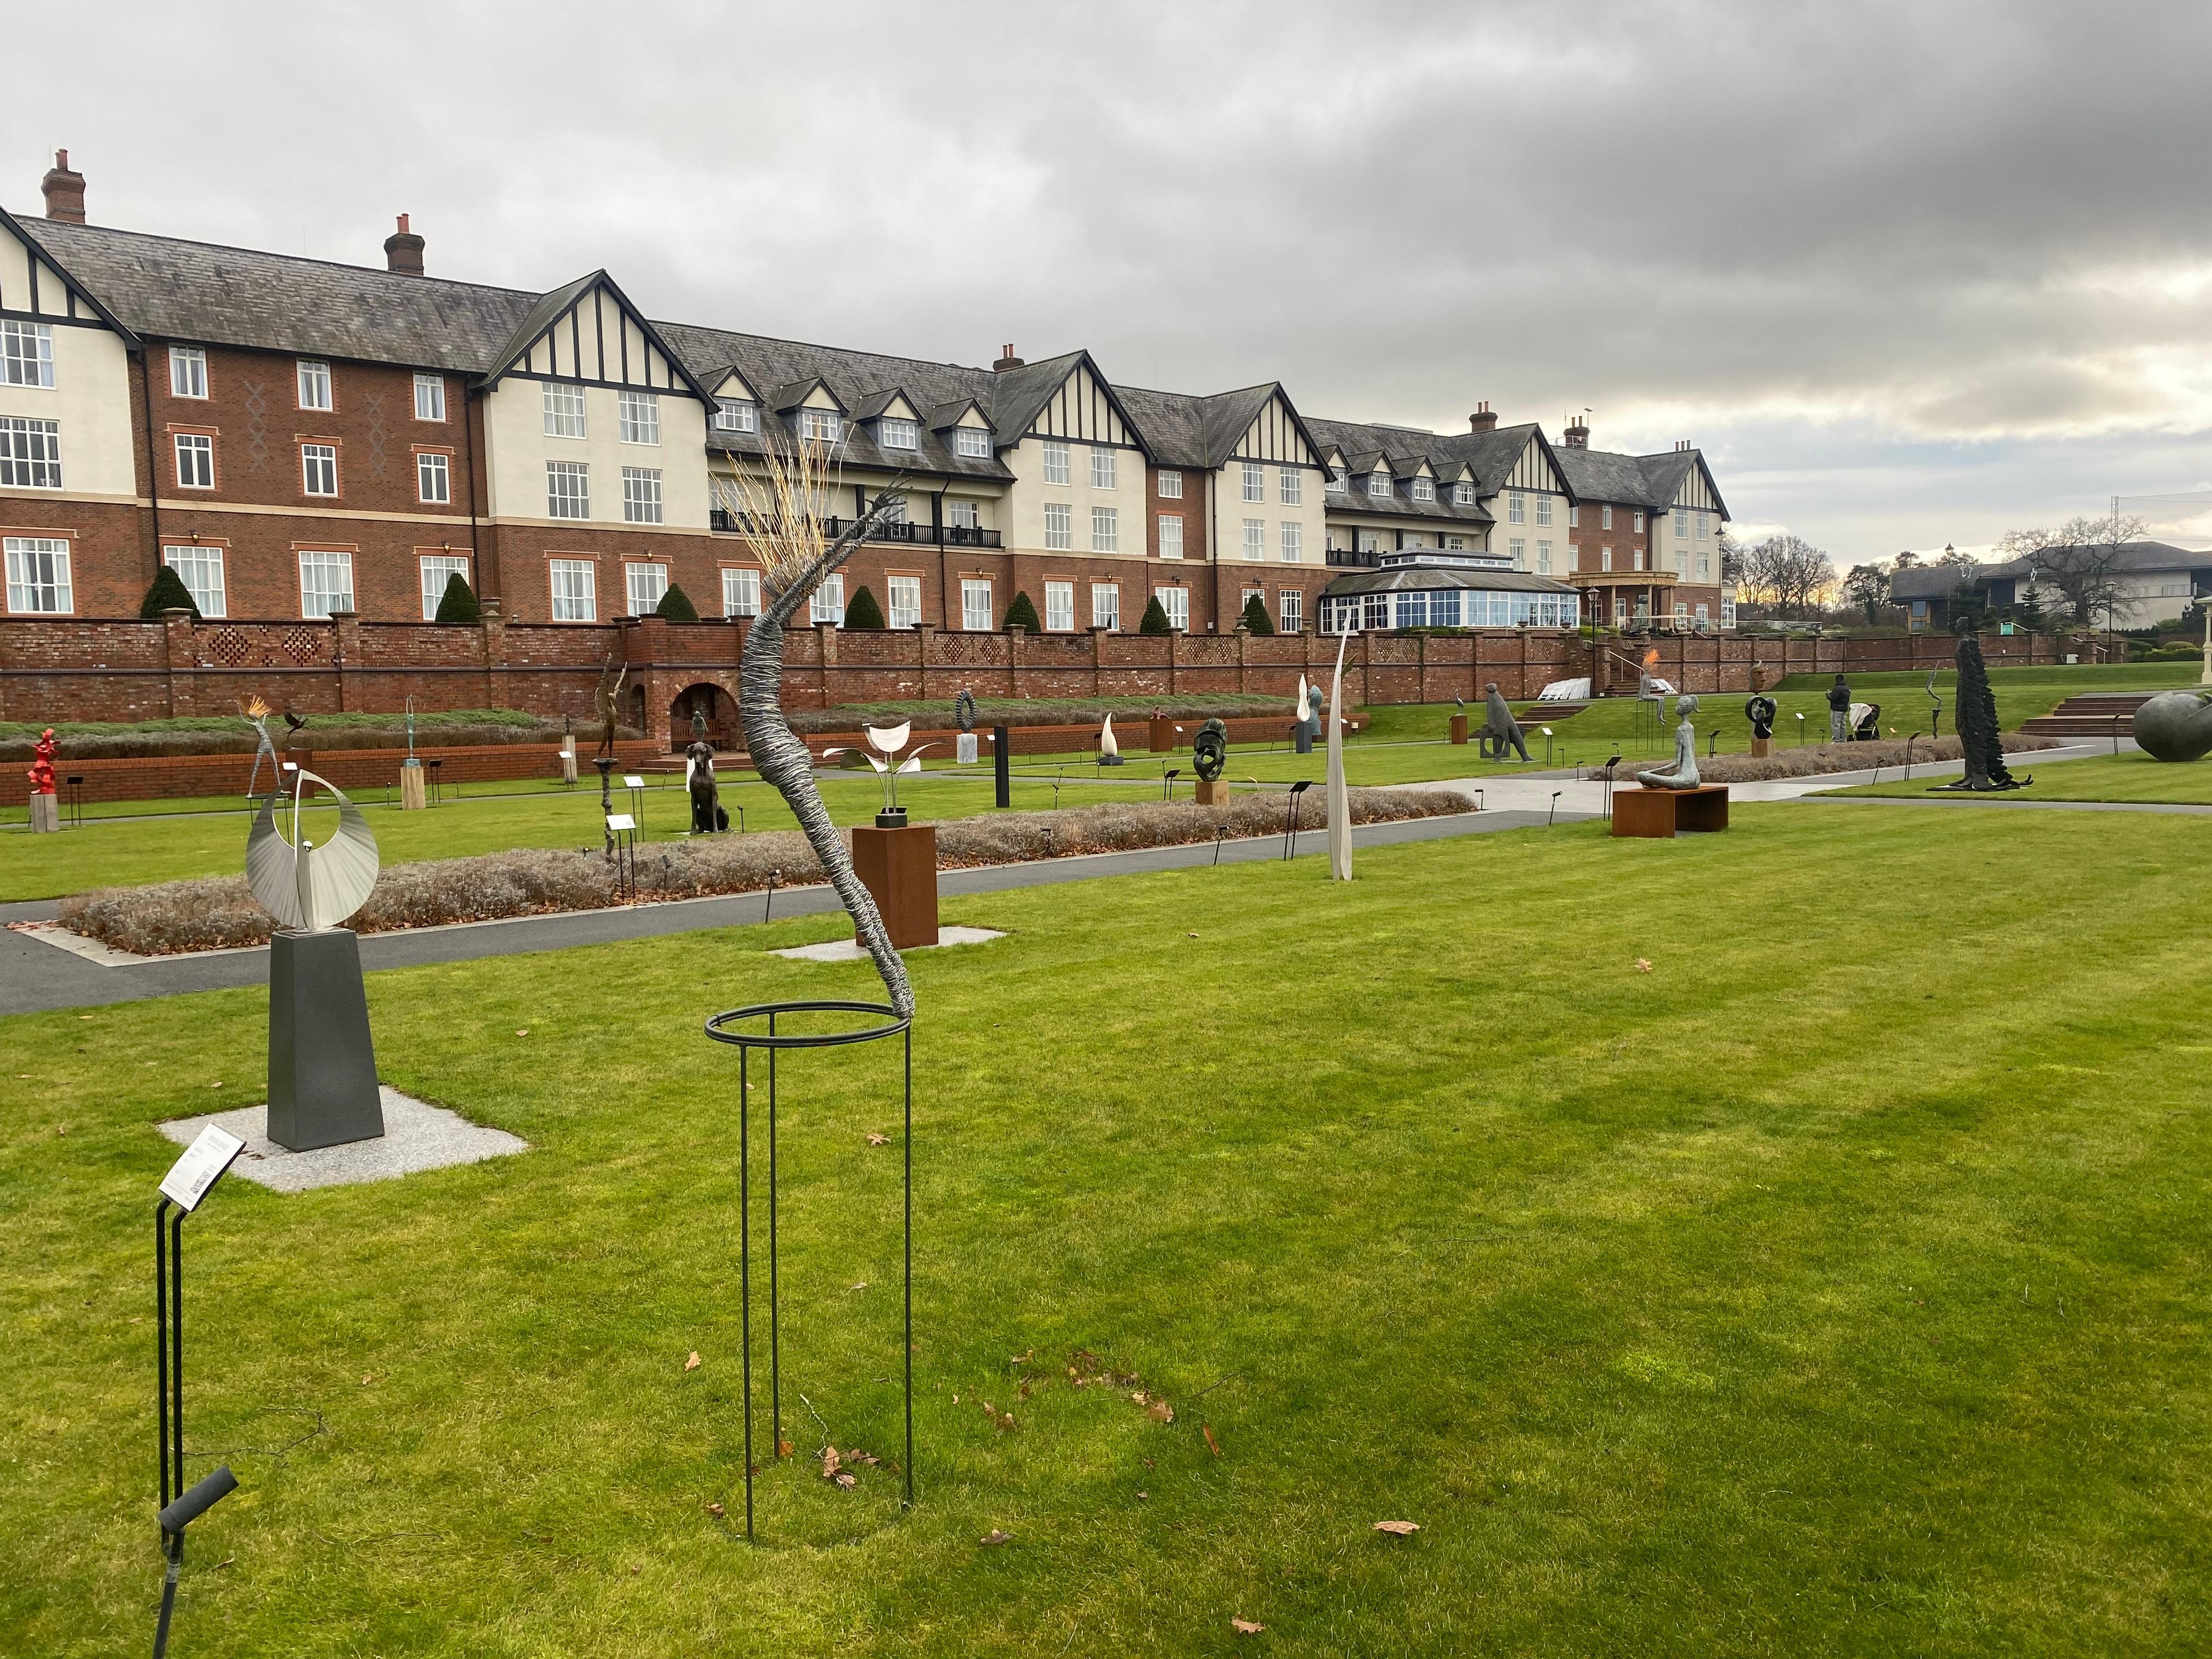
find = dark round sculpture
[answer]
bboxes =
[1192,718,1228,782]
[1744,695,1776,739]
[955,688,977,734]
[2132,690,2212,763]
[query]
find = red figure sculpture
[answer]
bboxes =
[27,727,58,794]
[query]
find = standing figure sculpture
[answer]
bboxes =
[1938,633,2026,791]
[1635,695,1703,790]
[1479,682,1531,762]
[593,658,628,762]
[1827,674,1851,744]
[1926,668,1944,738]
[239,695,281,802]
[1291,676,1323,754]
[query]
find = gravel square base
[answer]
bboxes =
[157,1088,528,1193]
[773,926,1006,964]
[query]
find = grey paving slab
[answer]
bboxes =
[157,1087,528,1193]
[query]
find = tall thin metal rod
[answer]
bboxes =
[155,1200,172,1511]
[902,1022,914,1510]
[768,1013,781,1465]
[170,1210,185,1505]
[739,1043,754,1541]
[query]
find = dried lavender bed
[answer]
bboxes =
[55,788,1472,956]
[1600,732,2058,785]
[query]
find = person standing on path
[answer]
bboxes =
[1828,673,1851,744]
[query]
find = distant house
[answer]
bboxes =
[1892,542,2212,632]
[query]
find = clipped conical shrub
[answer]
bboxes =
[1003,590,1042,633]
[655,583,699,622]
[843,584,886,629]
[1138,595,1174,635]
[140,565,201,620]
[433,572,480,624]
[1239,593,1274,635]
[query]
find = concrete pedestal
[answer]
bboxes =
[267,928,385,1151]
[956,732,978,765]
[1750,736,1772,759]
[1449,714,1469,745]
[399,761,427,810]
[1194,777,1229,806]
[560,741,578,785]
[28,793,59,832]
[852,822,939,949]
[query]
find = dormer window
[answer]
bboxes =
[1452,482,1473,506]
[1411,477,1434,503]
[955,426,990,458]
[1368,471,1391,498]
[714,398,758,433]
[1328,468,1347,494]
[879,417,918,451]
[800,409,841,443]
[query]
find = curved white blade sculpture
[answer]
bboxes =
[1099,713,1119,759]
[246,769,381,931]
[1325,625,1352,881]
[865,721,912,755]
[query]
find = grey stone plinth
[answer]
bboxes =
[267,928,384,1151]
[160,1089,527,1193]
[29,794,59,833]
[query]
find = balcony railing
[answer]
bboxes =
[1325,547,1380,568]
[710,507,1000,548]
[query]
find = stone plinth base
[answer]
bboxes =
[399,761,426,809]
[1750,736,1772,758]
[267,928,385,1151]
[853,822,939,949]
[1613,785,1730,839]
[28,793,59,832]
[1194,777,1229,806]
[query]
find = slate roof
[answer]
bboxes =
[1305,416,1498,527]
[1319,565,1576,597]
[1890,543,2212,600]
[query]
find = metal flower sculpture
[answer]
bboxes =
[716,435,915,1018]
[246,768,380,931]
[823,722,936,823]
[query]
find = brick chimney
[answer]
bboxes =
[1469,401,1497,432]
[1564,415,1589,448]
[41,149,86,223]
[385,213,425,276]
[993,343,1024,372]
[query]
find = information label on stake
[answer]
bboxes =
[622,775,645,789]
[607,813,636,832]
[159,1124,246,1211]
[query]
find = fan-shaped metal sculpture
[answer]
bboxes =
[246,769,380,932]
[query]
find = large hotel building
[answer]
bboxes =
[2,152,1731,644]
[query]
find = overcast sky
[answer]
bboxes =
[16,1,2212,565]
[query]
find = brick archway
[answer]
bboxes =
[667,680,739,751]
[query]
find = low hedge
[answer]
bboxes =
[1592,732,2058,784]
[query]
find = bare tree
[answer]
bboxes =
[1996,510,2148,628]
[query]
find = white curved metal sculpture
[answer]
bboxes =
[246,769,380,932]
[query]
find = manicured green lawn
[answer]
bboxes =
[1823,751,2212,803]
[2,806,2206,1655]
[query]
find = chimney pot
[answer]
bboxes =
[1469,402,1498,432]
[993,342,1024,372]
[385,213,425,276]
[41,148,86,224]
[1564,416,1589,448]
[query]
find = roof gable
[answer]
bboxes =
[990,351,1149,451]
[0,206,138,342]
[483,269,713,400]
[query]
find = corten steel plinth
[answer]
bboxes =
[1193,777,1229,807]
[1449,714,1469,746]
[1612,784,1730,838]
[853,822,939,949]
[267,929,385,1150]
[1148,716,1175,753]
[704,1000,915,1540]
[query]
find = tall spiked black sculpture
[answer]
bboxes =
[1938,631,2027,792]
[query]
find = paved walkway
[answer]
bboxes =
[0,806,1582,1015]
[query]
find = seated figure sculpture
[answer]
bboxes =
[686,740,727,833]
[1480,682,1531,761]
[1635,694,1703,790]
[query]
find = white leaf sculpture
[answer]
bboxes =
[1295,675,1310,722]
[866,721,911,755]
[246,769,381,931]
[1099,713,1119,759]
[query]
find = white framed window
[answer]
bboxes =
[543,382,587,438]
[1041,440,1070,485]
[1158,513,1184,558]
[808,573,844,625]
[1242,517,1264,558]
[418,554,470,620]
[1357,529,1379,553]
[1445,535,1468,550]
[1537,540,1553,574]
[1634,510,1645,532]
[1509,538,1526,567]
[878,416,918,451]
[622,466,664,524]
[0,417,62,488]
[2,319,54,388]
[1675,546,1689,575]
[618,389,661,445]
[1045,580,1074,631]
[627,561,669,615]
[168,345,207,399]
[1615,596,1629,625]
[1092,447,1117,489]
[417,451,450,504]
[1634,548,1646,571]
[1091,582,1120,630]
[163,545,226,617]
[1369,470,1391,498]
[1328,467,1348,494]
[887,573,922,629]
[799,408,842,443]
[5,535,71,612]
[961,578,993,631]
[296,358,332,411]
[955,425,990,458]
[1721,590,1737,629]
[1537,496,1553,527]
[1278,589,1302,631]
[1091,505,1119,552]
[173,432,215,490]
[550,558,596,622]
[1601,504,1614,529]
[1601,546,1613,572]
[722,566,761,617]
[1242,461,1265,503]
[1279,466,1302,506]
[546,460,590,519]
[1696,603,1711,627]
[300,443,338,497]
[1696,512,1709,539]
[1158,469,1183,499]
[1674,600,1689,623]
[1568,504,1579,528]
[1674,509,1689,539]
[714,398,758,433]
[297,547,354,618]
[1697,552,1710,578]
[1241,586,1266,620]
[1509,493,1526,524]
[1412,477,1434,503]
[1154,586,1188,631]
[946,498,980,530]
[1280,521,1303,563]
[1044,501,1073,550]
[413,373,446,421]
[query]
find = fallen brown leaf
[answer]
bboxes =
[1186,931,1200,938]
[1202,1424,1223,1458]
[833,1470,857,1489]
[980,1528,1012,1547]
[684,1351,701,1372]
[515,1028,529,1036]
[1231,1617,1265,1634]
[360,1374,374,1387]
[1634,958,1652,974]
[1373,1520,1420,1537]
[1147,1400,1174,1424]
[777,1438,794,1459]
[705,1502,725,1518]
[866,1132,888,1146]
[821,1446,842,1480]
